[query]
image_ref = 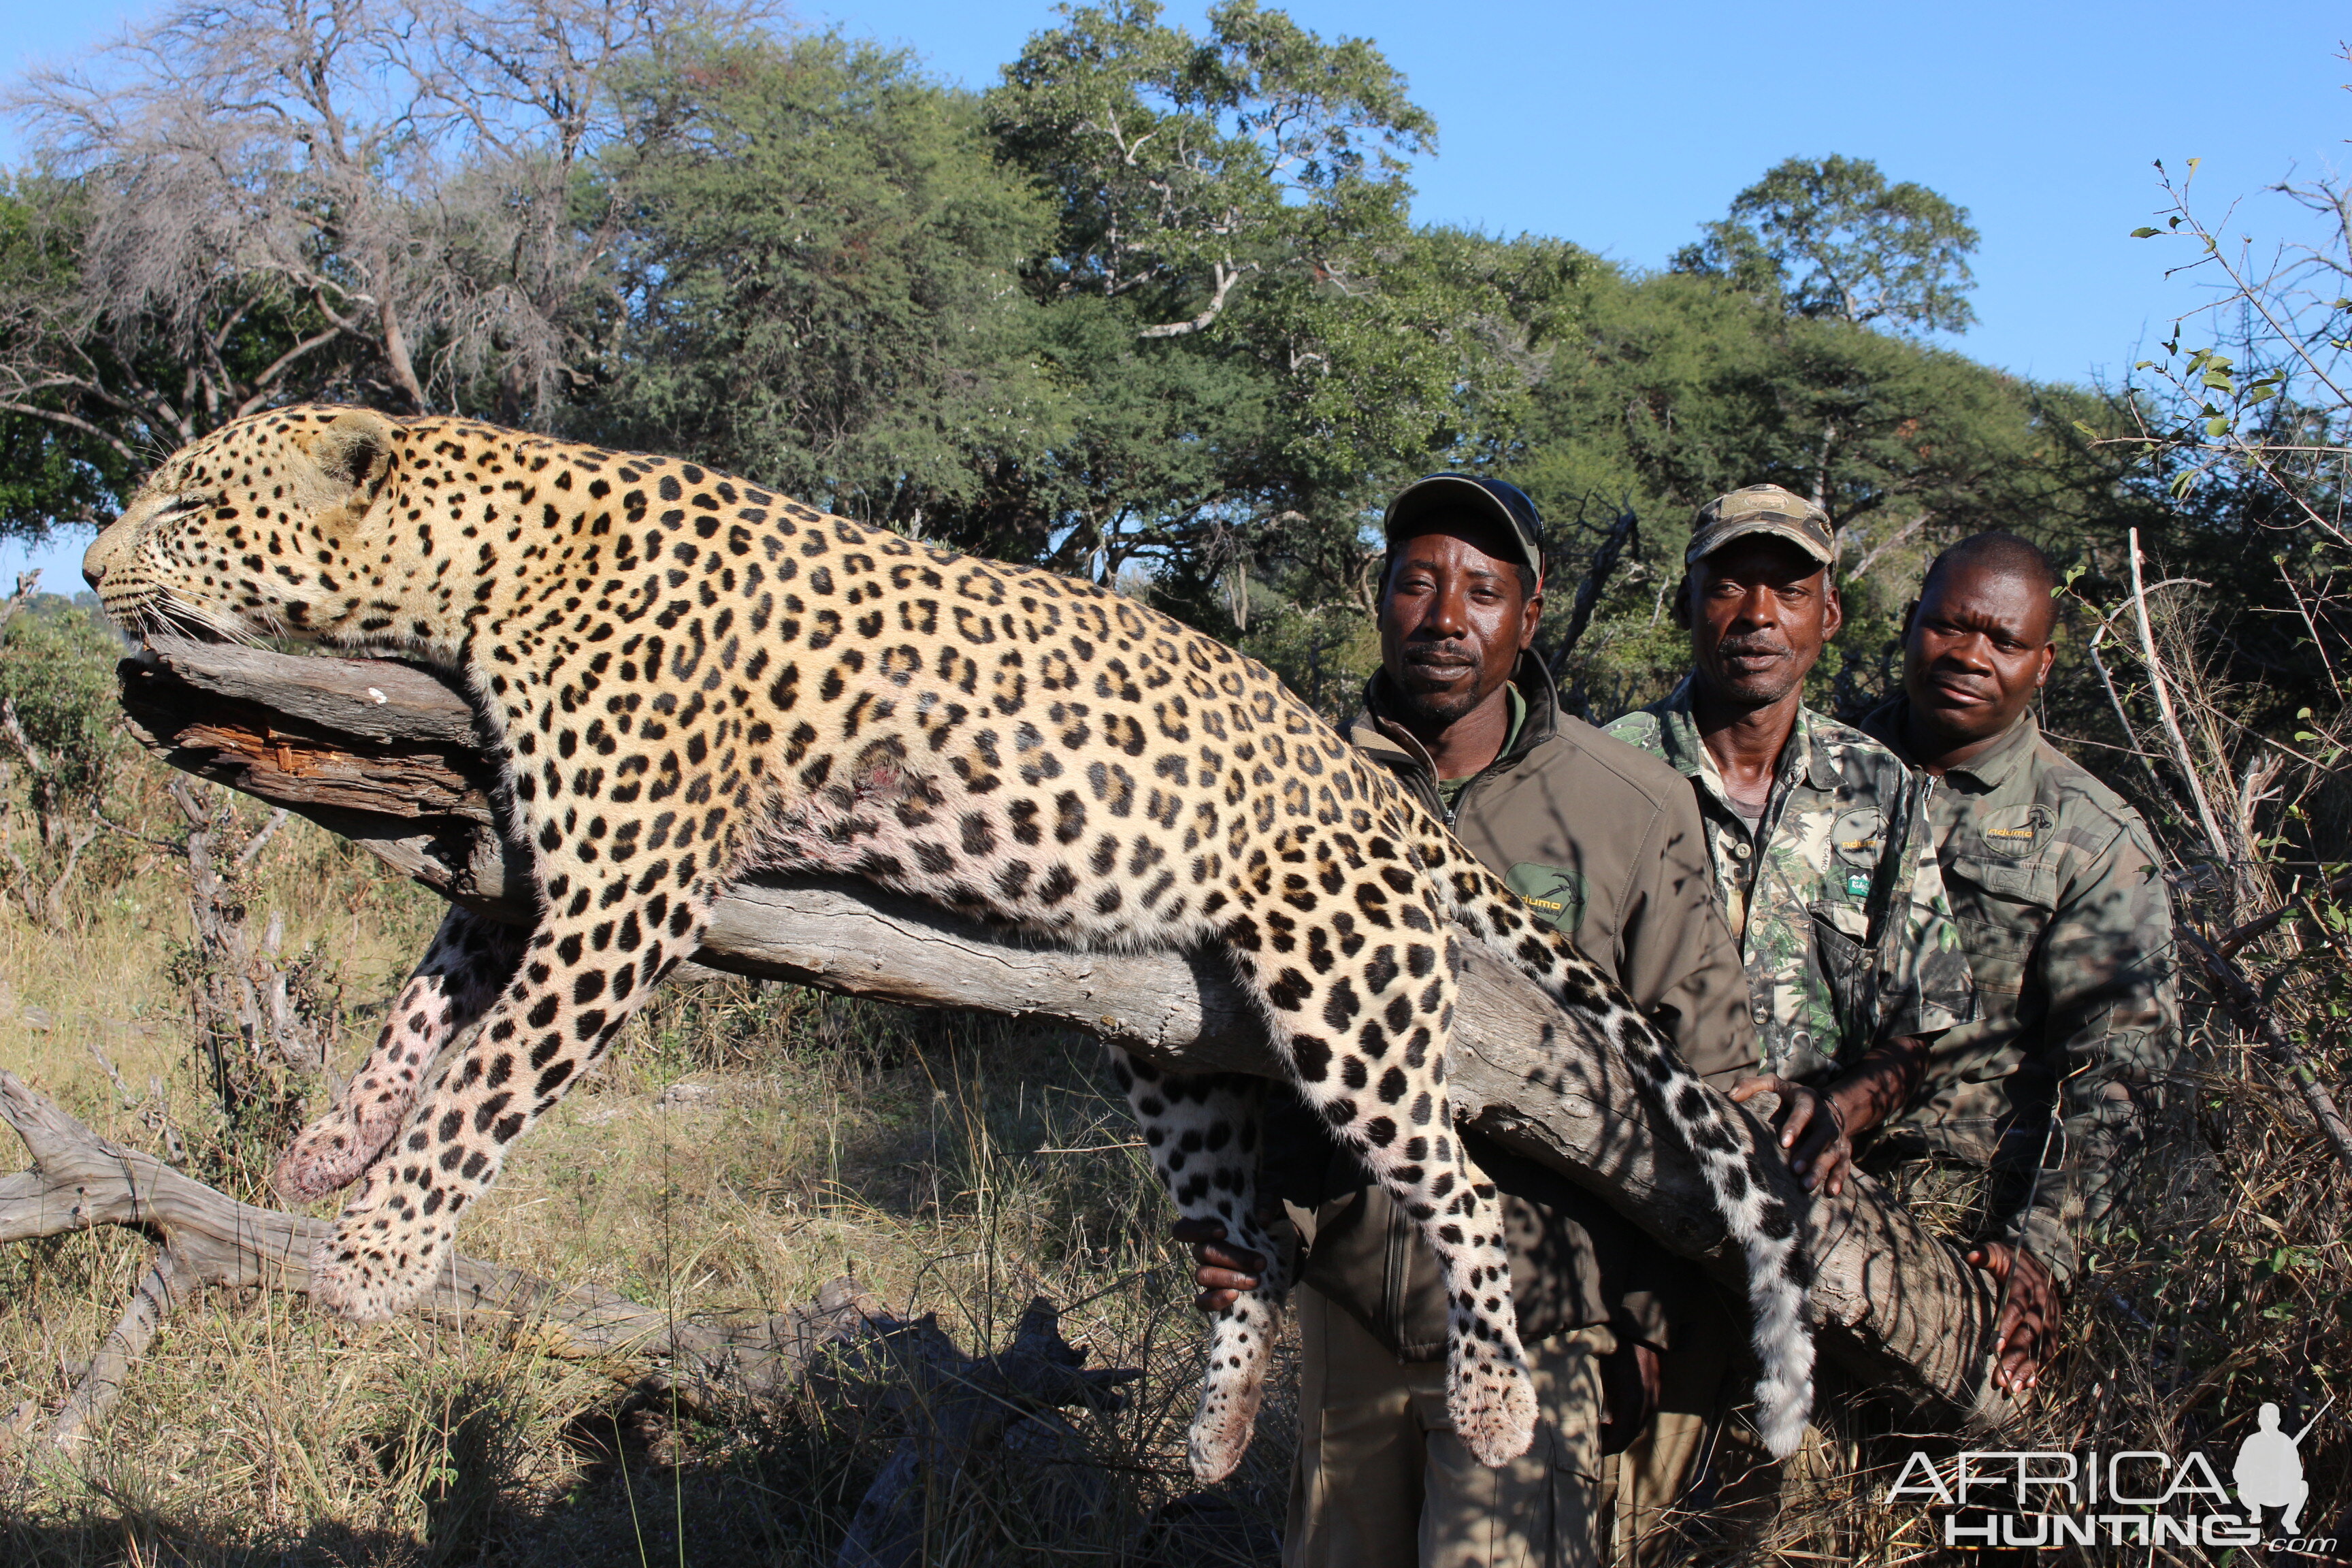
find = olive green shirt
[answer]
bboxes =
[1859,700,2178,1285]
[1606,680,1974,1079]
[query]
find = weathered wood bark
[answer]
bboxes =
[114,638,2009,1428]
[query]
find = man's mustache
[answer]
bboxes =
[1716,638,1788,660]
[1402,645,1477,670]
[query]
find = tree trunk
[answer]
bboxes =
[112,638,2010,1430]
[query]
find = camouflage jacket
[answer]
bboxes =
[1606,681,1973,1079]
[1860,700,2178,1286]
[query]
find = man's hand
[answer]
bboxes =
[1729,1035,1929,1197]
[1172,1218,1266,1314]
[1597,1339,1663,1456]
[1965,1242,2060,1394]
[1729,1075,1855,1195]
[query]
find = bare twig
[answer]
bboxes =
[1845,509,1932,587]
[1547,497,1639,681]
[2217,868,2352,958]
[2180,930,2352,1172]
[0,571,42,645]
[2129,528,2234,866]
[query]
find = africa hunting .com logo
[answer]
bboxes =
[1886,1396,2339,1556]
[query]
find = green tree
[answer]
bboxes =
[977,0,1545,687]
[587,33,1060,529]
[1673,154,1980,336]
[1504,265,2140,718]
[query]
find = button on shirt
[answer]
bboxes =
[1859,700,2178,1284]
[1607,679,1973,1079]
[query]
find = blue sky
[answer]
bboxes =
[3,0,2349,585]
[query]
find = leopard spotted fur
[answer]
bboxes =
[84,406,1814,1475]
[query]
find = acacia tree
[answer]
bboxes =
[1,0,775,475]
[1673,153,1980,336]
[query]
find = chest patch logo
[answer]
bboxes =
[1829,807,1886,870]
[1980,803,2055,859]
[1505,862,1588,936]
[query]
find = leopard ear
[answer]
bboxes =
[312,408,397,490]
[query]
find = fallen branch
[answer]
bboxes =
[0,1069,1139,1504]
[50,1245,193,1450]
[2180,929,2352,1172]
[0,1070,904,1427]
[110,638,2010,1427]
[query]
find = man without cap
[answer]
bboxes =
[1177,473,1759,1568]
[1603,484,1972,1547]
[1858,532,2176,1396]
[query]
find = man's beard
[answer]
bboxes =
[1390,681,1485,728]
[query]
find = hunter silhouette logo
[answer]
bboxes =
[2236,1398,2325,1537]
[1889,1393,2336,1553]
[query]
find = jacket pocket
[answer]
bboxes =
[1808,900,1874,1059]
[1942,857,2059,998]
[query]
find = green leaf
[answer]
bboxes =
[2130,226,2159,238]
[2206,414,2231,437]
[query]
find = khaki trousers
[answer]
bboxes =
[1284,1285,1612,1568]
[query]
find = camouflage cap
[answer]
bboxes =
[1686,484,1838,569]
[1384,474,1546,589]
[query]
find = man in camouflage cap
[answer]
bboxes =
[1859,532,2176,1395]
[1603,483,1972,1547]
[1607,484,1972,1175]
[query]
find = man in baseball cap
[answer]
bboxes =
[1681,483,1839,572]
[1605,485,1971,1551]
[1383,472,1549,593]
[1175,470,1761,1567]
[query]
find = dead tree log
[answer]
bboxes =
[114,638,2009,1428]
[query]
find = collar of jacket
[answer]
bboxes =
[1347,652,1561,808]
[1652,674,1842,794]
[1861,696,2040,791]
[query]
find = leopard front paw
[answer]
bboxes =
[305,1206,451,1321]
[1448,1350,1537,1469]
[272,1093,410,1203]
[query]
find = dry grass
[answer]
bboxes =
[0,798,1294,1566]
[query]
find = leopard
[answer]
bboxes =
[83,405,1815,1476]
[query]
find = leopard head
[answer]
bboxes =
[84,406,427,653]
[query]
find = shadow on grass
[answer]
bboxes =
[4,1365,1288,1567]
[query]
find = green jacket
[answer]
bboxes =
[1271,655,1759,1356]
[1859,700,2178,1285]
[1606,681,1974,1079]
